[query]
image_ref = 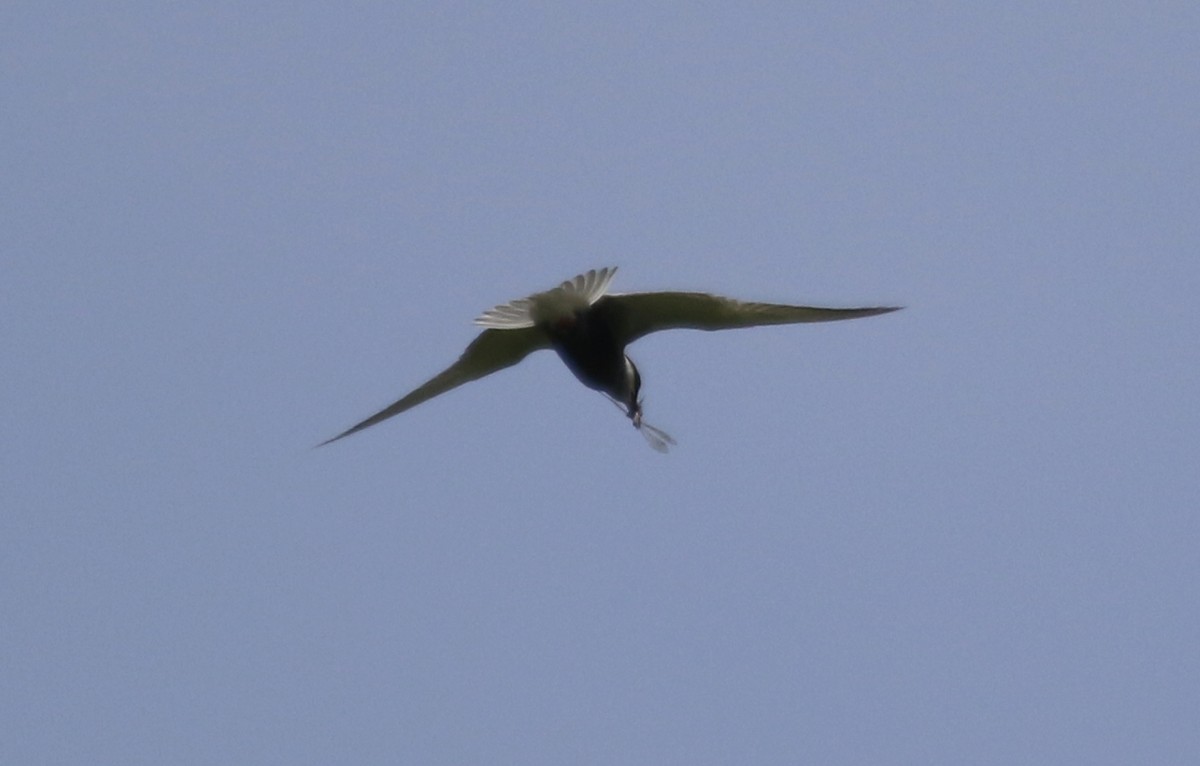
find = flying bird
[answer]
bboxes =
[321,267,899,451]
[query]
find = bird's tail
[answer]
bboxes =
[474,267,617,329]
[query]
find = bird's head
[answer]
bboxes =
[621,356,642,419]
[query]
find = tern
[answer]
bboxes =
[321,267,899,451]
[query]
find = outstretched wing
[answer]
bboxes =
[598,292,901,346]
[320,327,549,445]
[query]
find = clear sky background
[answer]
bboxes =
[4,3,1197,764]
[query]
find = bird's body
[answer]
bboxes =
[545,299,634,403]
[322,268,899,451]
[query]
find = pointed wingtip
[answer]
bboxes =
[857,305,904,318]
[315,430,349,448]
[316,417,380,447]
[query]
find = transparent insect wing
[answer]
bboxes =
[637,420,676,453]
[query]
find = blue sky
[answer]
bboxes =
[4,3,1198,763]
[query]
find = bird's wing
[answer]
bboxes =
[320,327,549,445]
[598,292,901,345]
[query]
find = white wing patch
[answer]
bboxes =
[474,267,618,329]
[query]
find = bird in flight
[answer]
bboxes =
[321,267,899,451]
